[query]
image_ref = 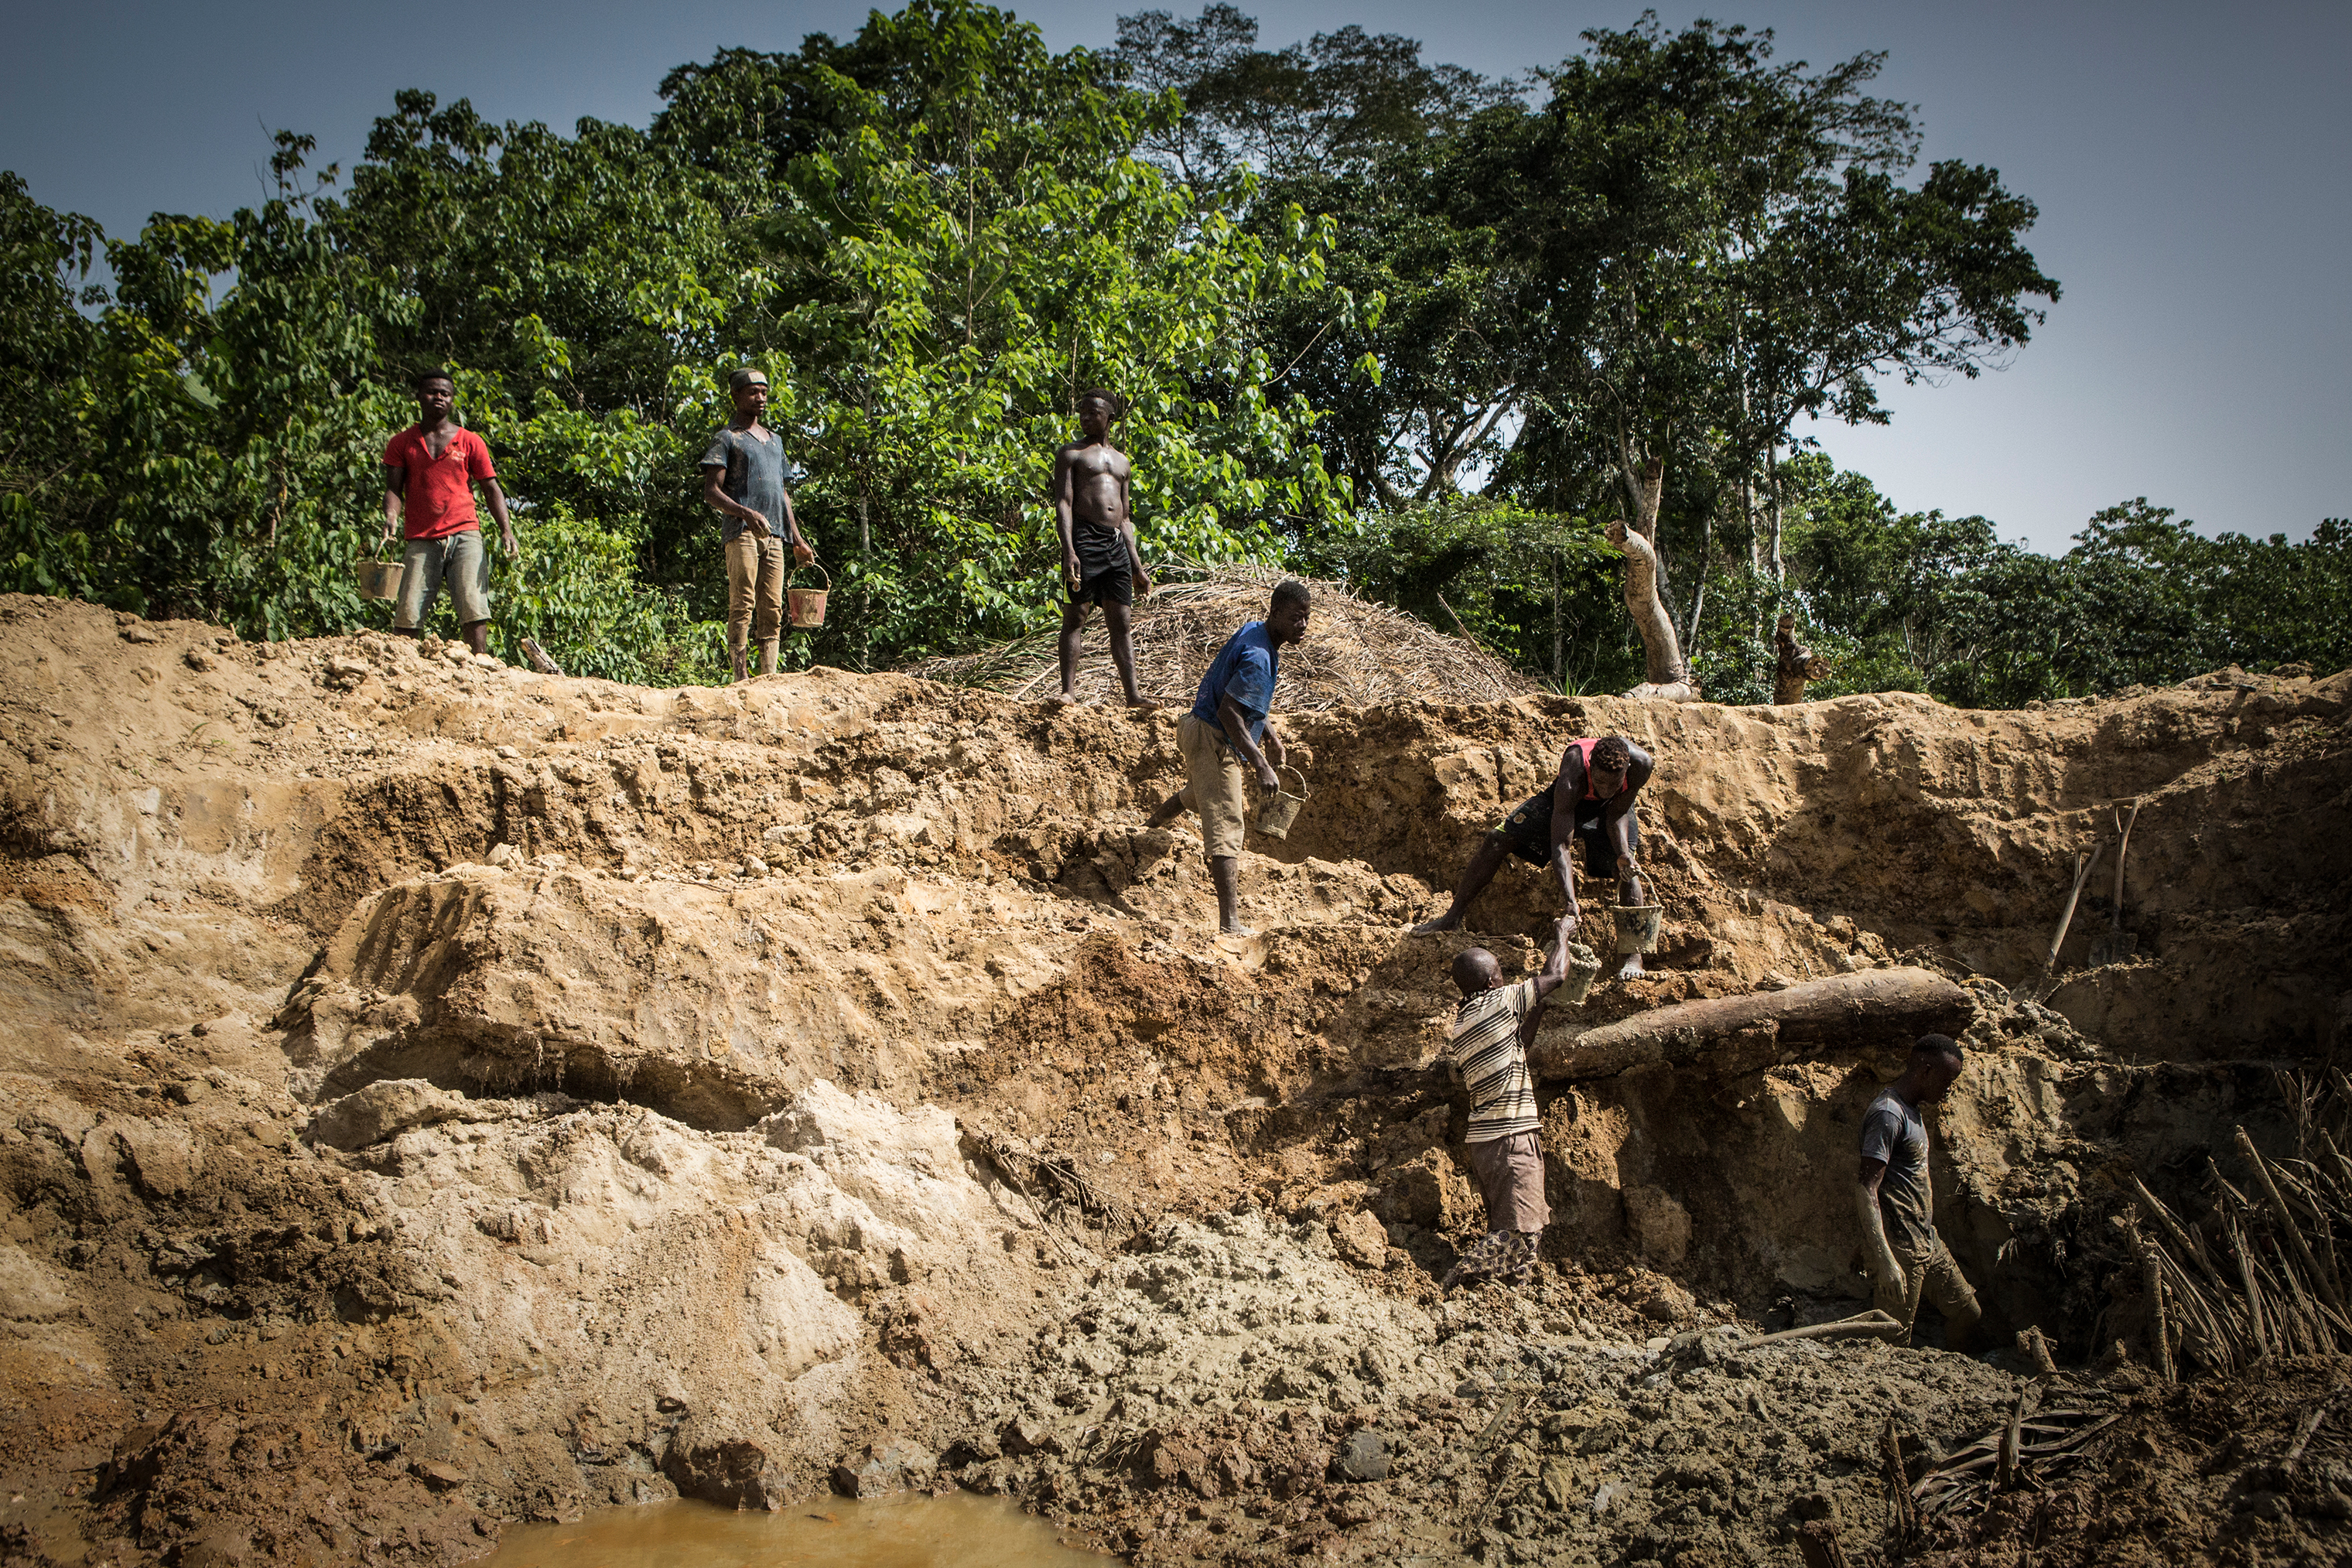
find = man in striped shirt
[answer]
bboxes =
[1438,917,1583,1290]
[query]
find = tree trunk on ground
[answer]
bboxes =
[1530,967,1975,1082]
[1607,518,1693,697]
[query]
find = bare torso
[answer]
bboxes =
[1058,439,1130,528]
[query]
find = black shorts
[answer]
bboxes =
[1068,524,1133,608]
[1496,787,1637,877]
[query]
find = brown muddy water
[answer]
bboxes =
[476,1496,1113,1568]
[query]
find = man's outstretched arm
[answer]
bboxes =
[1604,749,1653,870]
[1855,1156,1906,1303]
[1216,692,1280,791]
[1529,915,1578,1002]
[1547,750,1585,920]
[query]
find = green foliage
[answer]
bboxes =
[0,2,1349,676]
[0,4,2335,707]
[1767,456,2352,705]
[1307,500,1632,692]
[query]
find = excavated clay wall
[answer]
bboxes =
[2,593,2347,1564]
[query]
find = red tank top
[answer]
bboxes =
[1572,738,1626,801]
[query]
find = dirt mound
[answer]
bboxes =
[2,591,2349,1567]
[904,566,1539,709]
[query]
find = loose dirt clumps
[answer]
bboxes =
[2,592,2349,1567]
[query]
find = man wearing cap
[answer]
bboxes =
[701,368,815,682]
[381,369,517,656]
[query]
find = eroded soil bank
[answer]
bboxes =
[2,593,2347,1566]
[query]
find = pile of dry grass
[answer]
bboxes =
[903,564,1540,710]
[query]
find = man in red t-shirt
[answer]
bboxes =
[380,369,517,656]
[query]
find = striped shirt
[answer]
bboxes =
[1445,980,1540,1143]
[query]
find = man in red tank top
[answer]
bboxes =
[1412,734,1653,971]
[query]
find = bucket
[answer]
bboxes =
[1256,765,1311,840]
[1558,940,1603,1006]
[1612,904,1663,957]
[787,562,830,629]
[354,558,405,602]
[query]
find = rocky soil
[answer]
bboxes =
[2,593,2347,1566]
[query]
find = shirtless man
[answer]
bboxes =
[1412,735,1654,976]
[1053,389,1156,707]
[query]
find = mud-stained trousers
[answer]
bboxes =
[1879,1238,1982,1346]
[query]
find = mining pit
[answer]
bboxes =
[2,593,2347,1566]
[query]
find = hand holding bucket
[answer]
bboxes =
[354,552,405,603]
[786,562,829,629]
[1256,764,1310,840]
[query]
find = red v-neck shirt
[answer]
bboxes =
[385,425,496,541]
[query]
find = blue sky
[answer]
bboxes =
[5,0,2344,552]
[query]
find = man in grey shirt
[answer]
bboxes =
[1856,1033,1982,1348]
[701,367,815,682]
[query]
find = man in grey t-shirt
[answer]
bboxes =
[701,367,815,682]
[1856,1033,1981,1348]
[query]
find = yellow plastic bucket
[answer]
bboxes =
[354,559,405,602]
[787,562,830,629]
[1257,765,1311,840]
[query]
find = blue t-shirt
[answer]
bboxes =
[1191,621,1280,743]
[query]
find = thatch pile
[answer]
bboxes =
[2132,1070,2352,1376]
[904,565,1540,710]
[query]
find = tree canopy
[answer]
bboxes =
[0,2,2339,700]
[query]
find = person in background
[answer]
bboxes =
[1857,1033,1984,1348]
[1052,388,1157,708]
[1144,579,1311,935]
[701,367,815,682]
[381,369,516,656]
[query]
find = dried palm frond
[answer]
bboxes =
[2131,1070,2352,1376]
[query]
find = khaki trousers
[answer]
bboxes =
[726,535,785,666]
[1175,712,1250,859]
[1882,1238,1982,1345]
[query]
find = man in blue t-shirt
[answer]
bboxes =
[1145,579,1311,934]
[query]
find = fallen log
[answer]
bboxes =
[1530,967,1976,1082]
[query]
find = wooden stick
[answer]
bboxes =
[2239,1126,2343,1310]
[2134,1175,2231,1291]
[2231,1216,2272,1358]
[1741,1310,1906,1348]
[1881,1418,1917,1542]
[2108,800,2140,931]
[2041,845,2104,973]
[2142,1245,2176,1382]
[2284,1398,2335,1468]
[1998,1382,2043,1490]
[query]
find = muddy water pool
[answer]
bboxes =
[476,1495,1111,1568]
